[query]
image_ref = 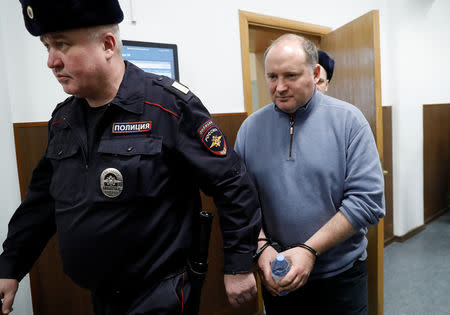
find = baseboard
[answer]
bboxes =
[425,207,449,225]
[390,225,426,243]
[384,236,396,247]
[388,208,449,244]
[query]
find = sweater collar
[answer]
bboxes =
[273,87,320,116]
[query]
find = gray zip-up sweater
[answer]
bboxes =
[235,90,385,279]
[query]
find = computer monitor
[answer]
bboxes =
[121,40,180,81]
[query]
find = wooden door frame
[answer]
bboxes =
[371,10,384,162]
[239,10,331,115]
[367,12,384,315]
[239,10,384,315]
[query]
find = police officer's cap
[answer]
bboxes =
[19,0,124,36]
[318,50,335,81]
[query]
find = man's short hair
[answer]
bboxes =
[87,24,123,53]
[264,34,318,73]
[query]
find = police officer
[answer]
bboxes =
[316,50,335,93]
[0,1,261,314]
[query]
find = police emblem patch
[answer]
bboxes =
[100,168,123,198]
[198,120,227,156]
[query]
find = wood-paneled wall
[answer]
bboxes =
[13,113,256,315]
[14,122,94,315]
[199,113,260,315]
[13,104,447,314]
[423,103,450,222]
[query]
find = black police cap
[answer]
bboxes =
[318,50,335,81]
[19,0,124,36]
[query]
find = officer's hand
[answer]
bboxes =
[256,245,279,296]
[223,272,257,307]
[0,279,18,315]
[277,247,316,293]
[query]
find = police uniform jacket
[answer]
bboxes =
[0,61,261,291]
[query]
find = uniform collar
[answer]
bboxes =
[59,62,145,127]
[109,61,145,114]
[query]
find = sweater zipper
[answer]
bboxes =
[289,114,294,158]
[64,117,89,169]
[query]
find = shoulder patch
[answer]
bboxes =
[198,119,227,156]
[153,76,193,102]
[172,81,189,94]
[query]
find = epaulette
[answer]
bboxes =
[51,96,74,117]
[152,75,194,103]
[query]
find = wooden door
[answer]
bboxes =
[321,11,384,315]
[240,10,384,315]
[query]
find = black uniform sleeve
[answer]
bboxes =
[176,95,261,274]
[0,155,56,281]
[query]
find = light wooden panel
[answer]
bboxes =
[322,11,384,315]
[321,12,381,143]
[423,103,450,222]
[254,52,271,109]
[241,10,331,35]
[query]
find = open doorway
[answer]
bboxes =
[239,10,385,315]
[248,26,322,112]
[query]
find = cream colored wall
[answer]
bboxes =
[381,0,450,235]
[3,0,385,121]
[0,2,33,314]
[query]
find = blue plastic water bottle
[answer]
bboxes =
[271,253,291,296]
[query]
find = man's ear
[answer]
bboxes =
[103,32,117,60]
[313,64,321,84]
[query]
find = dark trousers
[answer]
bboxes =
[262,260,368,315]
[91,271,202,315]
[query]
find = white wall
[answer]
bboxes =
[2,0,383,119]
[1,0,449,313]
[382,0,450,235]
[425,0,450,103]
[0,2,33,314]
[118,0,383,113]
[2,1,67,123]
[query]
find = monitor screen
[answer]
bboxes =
[122,40,180,81]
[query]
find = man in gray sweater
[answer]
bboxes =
[235,34,385,315]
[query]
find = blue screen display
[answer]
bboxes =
[122,41,179,80]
